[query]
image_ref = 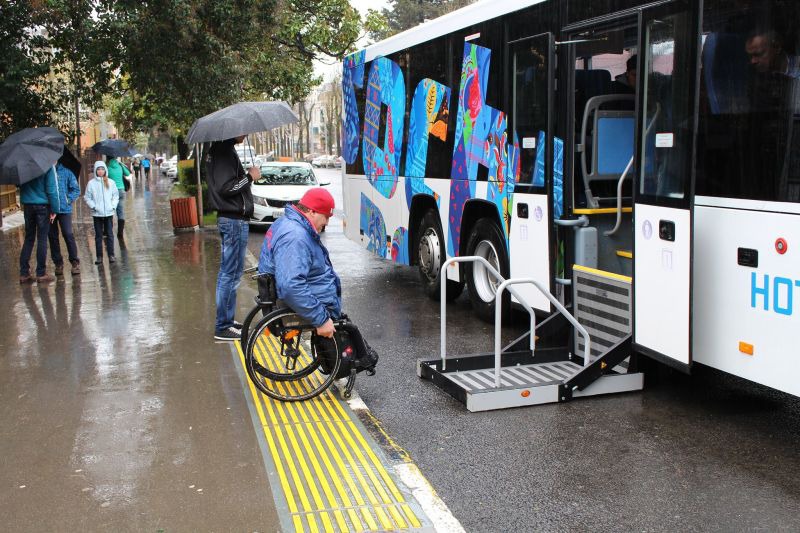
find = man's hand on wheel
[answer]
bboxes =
[316,318,335,338]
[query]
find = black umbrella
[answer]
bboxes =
[91,139,135,157]
[0,127,64,185]
[186,101,299,144]
[59,146,82,180]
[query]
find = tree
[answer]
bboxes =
[371,0,476,41]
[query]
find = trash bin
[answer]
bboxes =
[170,197,199,230]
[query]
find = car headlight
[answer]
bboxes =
[253,196,268,207]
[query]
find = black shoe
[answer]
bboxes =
[233,321,244,329]
[94,258,103,265]
[214,327,242,341]
[109,256,116,263]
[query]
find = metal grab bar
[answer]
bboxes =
[494,278,592,388]
[439,256,536,371]
[605,103,661,237]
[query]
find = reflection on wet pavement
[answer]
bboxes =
[0,175,277,530]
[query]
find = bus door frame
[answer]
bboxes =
[631,0,701,372]
[504,31,556,312]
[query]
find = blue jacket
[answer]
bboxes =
[258,206,342,327]
[53,163,81,214]
[19,167,58,208]
[84,161,119,217]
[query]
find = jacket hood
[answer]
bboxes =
[93,160,108,178]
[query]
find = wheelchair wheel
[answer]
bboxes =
[245,308,341,402]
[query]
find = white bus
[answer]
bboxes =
[340,0,800,404]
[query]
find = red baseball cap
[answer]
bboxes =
[299,188,335,217]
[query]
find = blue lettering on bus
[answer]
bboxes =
[750,272,800,316]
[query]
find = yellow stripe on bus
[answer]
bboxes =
[572,263,632,283]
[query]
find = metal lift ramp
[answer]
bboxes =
[417,257,643,412]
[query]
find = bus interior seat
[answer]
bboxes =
[702,32,749,115]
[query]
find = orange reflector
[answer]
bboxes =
[739,342,754,356]
[284,330,300,341]
[521,390,531,398]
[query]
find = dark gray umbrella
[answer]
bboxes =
[0,127,64,185]
[186,101,299,144]
[92,139,135,157]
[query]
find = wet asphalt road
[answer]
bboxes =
[250,167,800,532]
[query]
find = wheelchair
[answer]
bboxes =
[240,269,376,402]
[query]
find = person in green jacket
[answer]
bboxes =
[19,168,59,284]
[106,156,131,241]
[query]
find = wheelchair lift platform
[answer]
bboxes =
[418,258,643,412]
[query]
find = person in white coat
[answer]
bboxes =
[84,161,119,264]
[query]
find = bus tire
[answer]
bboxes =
[465,217,510,323]
[417,209,464,301]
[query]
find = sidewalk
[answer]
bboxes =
[0,176,279,530]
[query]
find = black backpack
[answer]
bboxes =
[315,317,379,380]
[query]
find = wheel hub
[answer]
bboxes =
[473,240,500,302]
[419,228,441,282]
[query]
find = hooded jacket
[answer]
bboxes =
[52,163,81,214]
[258,205,342,327]
[106,157,131,190]
[19,167,59,208]
[84,161,119,217]
[205,139,253,220]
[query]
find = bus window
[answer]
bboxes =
[696,0,800,203]
[511,34,550,187]
[639,12,694,202]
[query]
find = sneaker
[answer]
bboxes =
[36,274,56,284]
[109,256,116,263]
[54,264,64,276]
[233,320,244,329]
[94,258,103,265]
[19,274,34,284]
[71,261,80,275]
[214,326,242,341]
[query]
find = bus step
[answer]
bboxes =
[417,348,642,412]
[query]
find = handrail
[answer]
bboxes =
[494,278,592,388]
[605,102,661,237]
[439,256,536,371]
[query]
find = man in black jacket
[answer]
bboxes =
[206,135,259,340]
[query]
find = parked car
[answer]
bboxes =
[303,153,321,163]
[166,165,178,180]
[312,154,337,168]
[332,156,343,168]
[160,156,176,174]
[250,162,324,225]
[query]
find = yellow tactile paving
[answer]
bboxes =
[235,338,423,532]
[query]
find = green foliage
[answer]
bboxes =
[371,0,476,41]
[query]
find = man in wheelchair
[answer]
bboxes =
[258,187,340,338]
[257,188,377,390]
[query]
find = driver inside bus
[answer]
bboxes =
[257,188,341,338]
[745,28,800,79]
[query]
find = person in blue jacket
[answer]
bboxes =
[19,166,59,284]
[258,188,340,338]
[84,161,119,264]
[48,159,82,276]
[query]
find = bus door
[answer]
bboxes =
[632,0,700,370]
[506,32,555,312]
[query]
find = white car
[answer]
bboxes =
[166,165,178,180]
[250,162,326,225]
[160,155,177,174]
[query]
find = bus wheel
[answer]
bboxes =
[465,217,510,323]
[418,209,464,301]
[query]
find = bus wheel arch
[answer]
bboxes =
[416,207,464,301]
[462,208,511,323]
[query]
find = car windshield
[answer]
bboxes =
[256,166,315,186]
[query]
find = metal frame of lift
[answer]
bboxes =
[417,257,643,412]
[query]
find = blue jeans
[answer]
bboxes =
[20,204,51,277]
[49,213,79,265]
[215,217,249,332]
[116,189,125,220]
